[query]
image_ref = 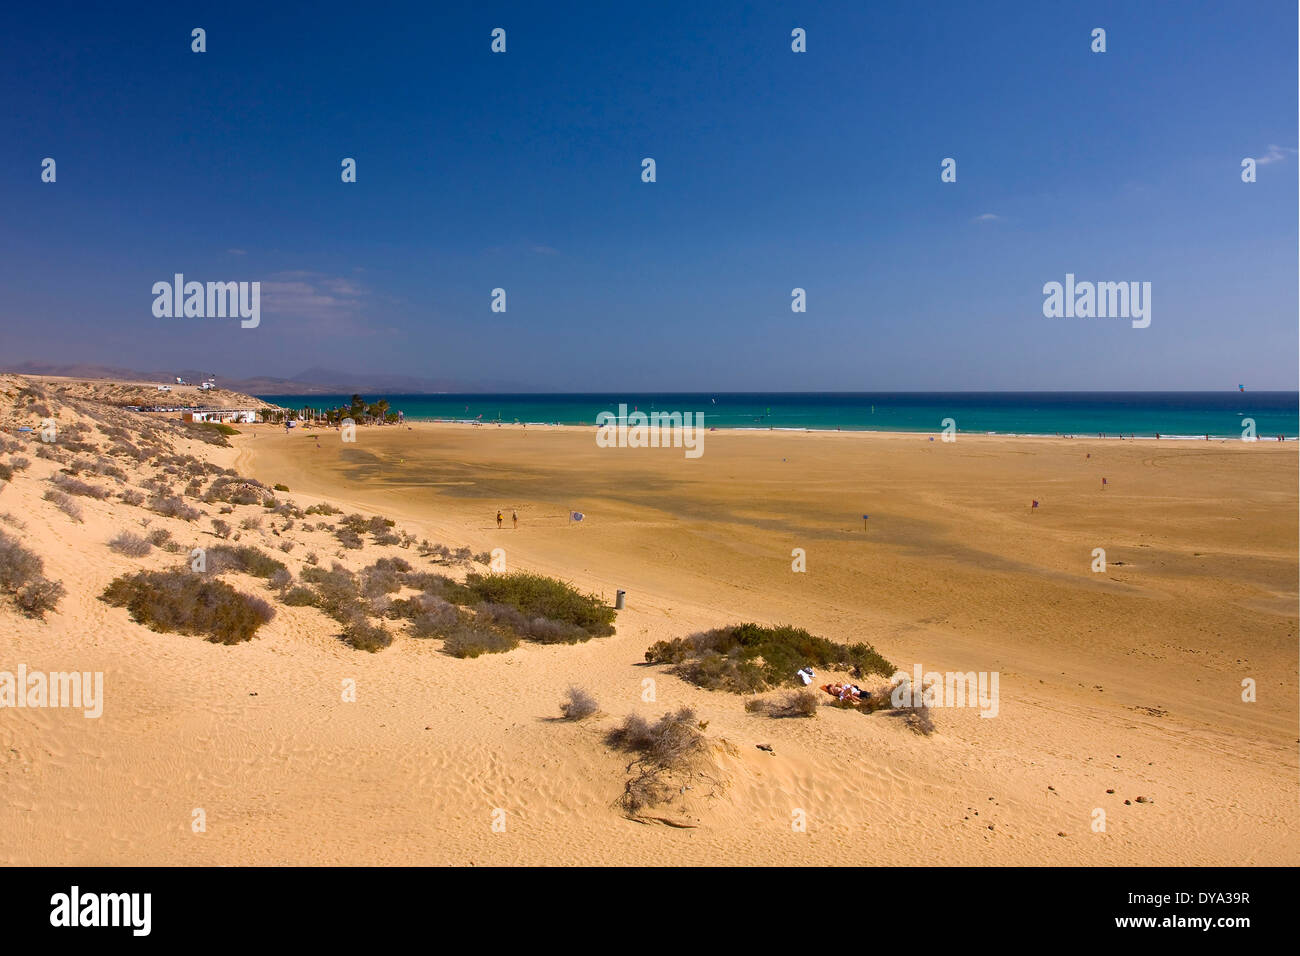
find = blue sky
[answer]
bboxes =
[1,0,1295,390]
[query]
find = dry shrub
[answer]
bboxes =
[204,545,287,579]
[0,529,66,618]
[51,473,112,499]
[108,531,152,557]
[747,689,820,718]
[150,495,201,521]
[341,615,392,652]
[43,489,83,522]
[407,597,461,637]
[606,708,713,815]
[441,616,519,658]
[559,686,598,720]
[100,569,273,644]
[282,586,318,606]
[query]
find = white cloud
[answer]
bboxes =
[259,271,375,334]
[972,213,1000,222]
[1255,144,1296,166]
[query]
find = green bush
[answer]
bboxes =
[462,572,616,638]
[645,623,893,694]
[441,616,520,658]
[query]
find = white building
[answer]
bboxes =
[181,408,258,424]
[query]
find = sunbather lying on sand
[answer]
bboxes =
[822,682,867,703]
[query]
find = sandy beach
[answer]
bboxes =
[2,384,1295,866]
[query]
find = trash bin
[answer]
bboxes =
[615,589,626,610]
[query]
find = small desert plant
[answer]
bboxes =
[51,473,112,499]
[606,708,712,814]
[747,689,820,718]
[240,515,262,531]
[273,483,289,492]
[341,615,393,653]
[108,531,152,557]
[299,562,365,622]
[211,518,232,539]
[150,495,201,521]
[559,686,598,721]
[0,530,66,618]
[334,528,364,550]
[204,545,287,579]
[359,562,404,598]
[282,586,319,607]
[43,489,83,522]
[119,488,145,506]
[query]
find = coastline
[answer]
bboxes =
[4,375,1297,866]
[266,417,1296,442]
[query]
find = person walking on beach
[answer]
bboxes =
[496,511,503,529]
[512,510,518,530]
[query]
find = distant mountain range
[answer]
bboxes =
[1,362,533,396]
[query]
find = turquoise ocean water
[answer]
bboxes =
[254,392,1298,439]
